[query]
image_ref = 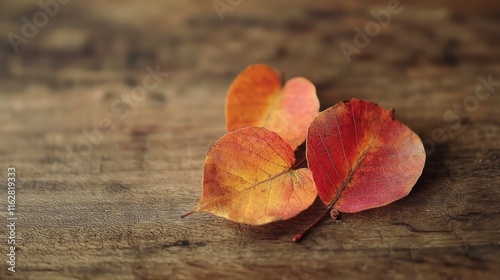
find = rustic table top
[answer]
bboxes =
[0,1,499,279]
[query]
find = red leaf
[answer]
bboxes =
[306,98,426,213]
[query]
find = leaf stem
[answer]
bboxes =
[180,210,194,218]
[291,157,307,169]
[292,205,336,242]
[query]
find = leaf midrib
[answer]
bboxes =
[196,164,296,212]
[327,117,387,210]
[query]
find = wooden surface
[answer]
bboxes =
[1,1,499,279]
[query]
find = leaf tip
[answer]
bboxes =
[389,108,396,118]
[292,233,305,243]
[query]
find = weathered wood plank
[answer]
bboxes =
[0,0,499,279]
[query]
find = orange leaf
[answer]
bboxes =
[185,127,317,225]
[226,64,319,149]
[306,98,425,213]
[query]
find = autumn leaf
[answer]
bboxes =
[225,64,319,149]
[187,64,425,242]
[306,98,426,213]
[182,127,317,225]
[291,99,425,242]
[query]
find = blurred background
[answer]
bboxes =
[1,1,499,279]
[1,0,499,132]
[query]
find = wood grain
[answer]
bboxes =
[0,0,499,279]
